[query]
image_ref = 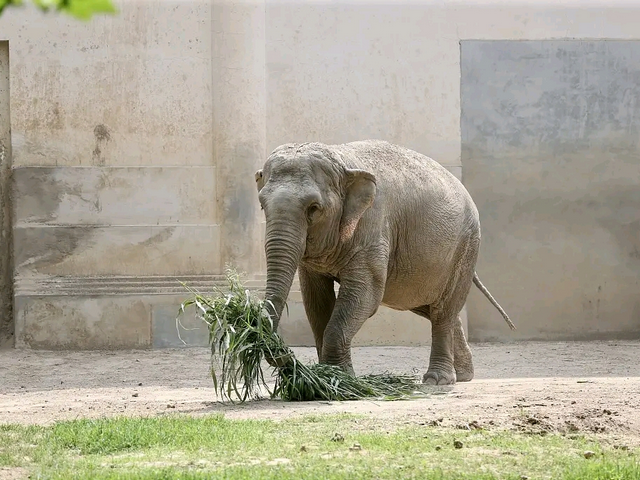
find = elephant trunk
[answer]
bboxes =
[263,215,307,331]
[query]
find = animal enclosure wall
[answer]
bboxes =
[1,0,639,349]
[0,41,12,348]
[1,2,222,349]
[462,40,640,341]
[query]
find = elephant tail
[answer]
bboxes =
[472,272,516,331]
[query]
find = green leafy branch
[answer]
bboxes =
[178,267,427,403]
[0,0,117,20]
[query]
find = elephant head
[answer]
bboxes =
[255,143,377,330]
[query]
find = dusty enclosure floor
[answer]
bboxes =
[1,341,639,444]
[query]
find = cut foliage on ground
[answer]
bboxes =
[0,413,638,480]
[178,268,424,402]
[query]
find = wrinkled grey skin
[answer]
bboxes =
[255,140,514,385]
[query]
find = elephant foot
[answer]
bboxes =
[454,340,474,382]
[343,365,356,377]
[455,366,474,382]
[454,355,474,382]
[320,360,356,377]
[422,369,456,385]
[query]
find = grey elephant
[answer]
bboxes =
[255,140,515,385]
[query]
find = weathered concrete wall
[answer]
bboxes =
[0,41,13,348]
[462,40,640,341]
[5,4,214,168]
[3,0,640,349]
[265,2,461,169]
[213,0,266,276]
[0,1,222,349]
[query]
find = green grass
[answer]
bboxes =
[0,414,638,479]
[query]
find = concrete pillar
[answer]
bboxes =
[0,41,13,347]
[212,0,266,276]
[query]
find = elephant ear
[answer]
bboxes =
[255,169,265,192]
[339,169,377,241]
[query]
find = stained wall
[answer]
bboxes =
[1,0,639,349]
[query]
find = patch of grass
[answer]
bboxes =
[43,414,264,455]
[0,424,41,467]
[564,461,640,480]
[178,268,423,402]
[0,414,638,479]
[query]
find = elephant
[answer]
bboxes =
[254,139,515,385]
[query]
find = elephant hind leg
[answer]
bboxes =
[413,236,478,385]
[418,296,475,385]
[411,305,457,385]
[411,308,474,384]
[453,316,474,382]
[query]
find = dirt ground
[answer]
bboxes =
[1,341,639,445]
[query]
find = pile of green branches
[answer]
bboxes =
[178,268,424,403]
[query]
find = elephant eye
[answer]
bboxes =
[307,203,321,221]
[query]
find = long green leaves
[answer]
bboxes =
[0,0,117,19]
[179,268,424,403]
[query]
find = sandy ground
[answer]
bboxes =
[1,341,640,446]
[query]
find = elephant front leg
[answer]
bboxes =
[298,267,336,361]
[320,260,386,375]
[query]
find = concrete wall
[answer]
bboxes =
[462,40,640,341]
[1,0,639,349]
[1,1,223,349]
[0,41,13,348]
